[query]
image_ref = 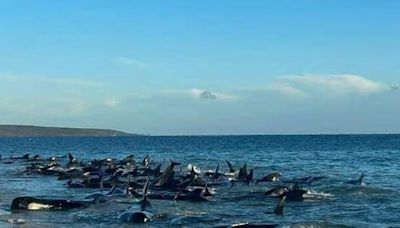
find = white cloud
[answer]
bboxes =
[267,83,307,97]
[114,57,150,68]
[278,74,388,95]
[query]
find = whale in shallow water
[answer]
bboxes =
[285,184,307,201]
[154,159,180,188]
[265,186,289,197]
[347,173,365,185]
[118,177,156,223]
[10,154,30,160]
[256,172,281,183]
[118,210,155,223]
[174,187,212,202]
[10,197,90,211]
[204,163,224,181]
[265,184,307,201]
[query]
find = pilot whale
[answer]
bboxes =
[347,173,365,185]
[11,197,90,211]
[118,177,156,223]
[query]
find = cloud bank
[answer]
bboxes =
[269,74,390,97]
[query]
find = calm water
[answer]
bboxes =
[0,135,400,227]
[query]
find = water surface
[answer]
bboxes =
[0,135,399,227]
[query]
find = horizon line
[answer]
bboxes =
[1,124,399,137]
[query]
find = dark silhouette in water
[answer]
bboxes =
[273,195,286,215]
[2,150,361,227]
[225,160,236,173]
[11,197,90,211]
[265,186,289,198]
[256,172,281,184]
[286,184,307,201]
[174,183,213,202]
[154,159,180,189]
[118,177,156,223]
[204,163,224,180]
[347,173,365,185]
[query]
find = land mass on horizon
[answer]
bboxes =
[0,125,136,137]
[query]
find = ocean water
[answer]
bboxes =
[0,135,399,227]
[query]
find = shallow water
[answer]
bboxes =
[0,135,400,227]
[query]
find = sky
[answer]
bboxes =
[0,0,399,135]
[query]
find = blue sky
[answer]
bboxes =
[0,1,399,135]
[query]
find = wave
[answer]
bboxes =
[282,221,354,228]
[303,190,335,201]
[329,185,399,196]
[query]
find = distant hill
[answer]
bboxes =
[0,125,138,137]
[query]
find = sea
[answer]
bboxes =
[0,135,399,227]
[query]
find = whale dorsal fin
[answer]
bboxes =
[68,153,75,164]
[359,173,365,184]
[140,177,151,211]
[213,163,220,180]
[273,195,286,215]
[238,164,248,179]
[204,183,213,196]
[142,155,150,167]
[246,169,254,183]
[226,160,235,173]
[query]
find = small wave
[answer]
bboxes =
[282,221,353,228]
[170,215,221,226]
[330,185,399,196]
[0,218,27,225]
[0,209,10,216]
[303,190,335,201]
